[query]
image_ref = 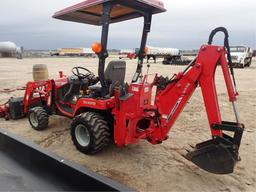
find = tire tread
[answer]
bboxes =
[28,107,49,131]
[71,112,110,155]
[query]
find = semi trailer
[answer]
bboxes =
[145,46,191,65]
[51,48,96,57]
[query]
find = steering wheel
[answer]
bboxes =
[72,67,95,80]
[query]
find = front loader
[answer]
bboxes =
[19,0,244,174]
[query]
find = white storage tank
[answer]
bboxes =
[0,42,17,53]
[0,41,23,59]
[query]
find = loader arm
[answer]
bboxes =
[154,40,244,174]
[23,80,53,114]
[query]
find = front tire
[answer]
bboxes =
[71,112,110,155]
[239,63,245,68]
[28,107,49,131]
[246,58,252,67]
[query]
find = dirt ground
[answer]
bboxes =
[0,57,255,192]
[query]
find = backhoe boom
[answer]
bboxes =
[154,45,244,174]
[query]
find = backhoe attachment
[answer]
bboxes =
[184,28,244,174]
[154,27,244,174]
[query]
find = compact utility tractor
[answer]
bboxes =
[19,0,244,174]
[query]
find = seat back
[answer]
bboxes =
[105,61,126,86]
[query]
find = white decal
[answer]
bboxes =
[166,97,183,123]
[165,83,191,123]
[84,101,96,106]
[132,86,139,92]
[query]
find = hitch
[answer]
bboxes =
[185,121,244,174]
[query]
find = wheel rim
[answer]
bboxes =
[30,112,39,127]
[75,124,91,147]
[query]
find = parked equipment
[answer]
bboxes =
[144,46,191,65]
[119,49,137,59]
[51,48,96,57]
[230,46,253,68]
[1,0,244,175]
[0,97,24,120]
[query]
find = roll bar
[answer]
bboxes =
[97,3,153,95]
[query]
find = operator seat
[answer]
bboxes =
[89,60,126,97]
[105,60,126,88]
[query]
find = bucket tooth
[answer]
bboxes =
[185,149,191,153]
[188,144,195,149]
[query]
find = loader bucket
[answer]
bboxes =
[0,128,133,191]
[185,137,239,174]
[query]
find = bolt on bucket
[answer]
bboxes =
[185,137,239,174]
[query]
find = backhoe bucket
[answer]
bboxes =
[185,136,239,174]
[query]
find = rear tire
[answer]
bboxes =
[28,107,49,131]
[71,112,110,155]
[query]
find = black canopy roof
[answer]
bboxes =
[53,0,166,25]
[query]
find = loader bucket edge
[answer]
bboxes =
[0,128,134,191]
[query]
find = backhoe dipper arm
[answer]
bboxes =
[156,45,229,138]
[155,28,244,174]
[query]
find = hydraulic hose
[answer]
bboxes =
[208,27,240,123]
[208,27,238,93]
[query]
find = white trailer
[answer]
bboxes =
[0,42,23,59]
[145,46,190,65]
[146,46,180,56]
[51,48,96,57]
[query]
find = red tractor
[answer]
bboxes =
[22,0,244,174]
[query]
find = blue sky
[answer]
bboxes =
[0,0,255,50]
